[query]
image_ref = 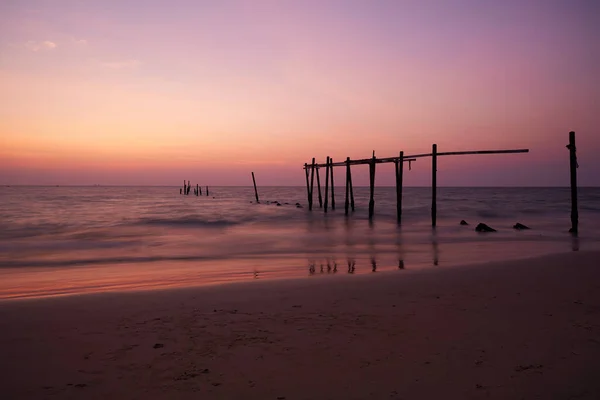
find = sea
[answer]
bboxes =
[1,186,599,299]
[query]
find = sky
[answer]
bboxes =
[0,0,599,186]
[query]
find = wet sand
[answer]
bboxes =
[1,251,599,399]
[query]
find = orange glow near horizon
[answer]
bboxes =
[1,1,599,186]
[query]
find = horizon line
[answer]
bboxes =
[2,185,598,189]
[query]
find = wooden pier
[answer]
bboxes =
[304,145,529,225]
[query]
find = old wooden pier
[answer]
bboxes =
[304,144,529,226]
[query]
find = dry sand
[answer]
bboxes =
[1,251,599,399]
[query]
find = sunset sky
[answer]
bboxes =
[1,0,599,186]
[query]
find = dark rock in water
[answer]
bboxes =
[284,202,289,205]
[276,203,282,206]
[513,223,531,230]
[296,204,303,208]
[460,220,469,226]
[475,223,496,233]
[295,203,301,206]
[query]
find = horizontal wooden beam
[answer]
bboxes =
[304,148,528,169]
[436,149,529,157]
[307,158,417,168]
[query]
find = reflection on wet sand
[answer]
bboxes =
[572,235,580,252]
[307,217,449,275]
[396,226,405,269]
[432,230,440,266]
[302,211,588,278]
[368,222,377,272]
[347,259,356,274]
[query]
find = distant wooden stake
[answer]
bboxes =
[432,144,437,228]
[316,166,323,208]
[330,157,335,210]
[568,131,579,234]
[309,158,316,211]
[324,156,330,213]
[252,172,260,203]
[199,186,202,195]
[368,154,376,219]
[196,184,199,197]
[206,186,209,196]
[345,157,350,215]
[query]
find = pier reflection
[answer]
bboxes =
[571,235,580,252]
[432,230,439,266]
[396,227,405,269]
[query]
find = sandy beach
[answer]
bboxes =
[1,251,599,399]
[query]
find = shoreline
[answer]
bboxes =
[1,250,599,398]
[0,237,591,301]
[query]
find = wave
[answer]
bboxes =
[0,223,70,239]
[132,216,244,228]
[0,254,216,268]
[476,210,503,219]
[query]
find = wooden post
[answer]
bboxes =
[349,162,355,211]
[368,153,376,219]
[251,172,260,203]
[324,156,330,213]
[196,184,199,197]
[316,166,323,208]
[432,144,437,228]
[187,181,191,195]
[304,163,311,208]
[309,158,316,211]
[568,131,579,234]
[330,157,335,210]
[199,186,202,195]
[345,157,350,215]
[396,151,404,225]
[206,186,209,196]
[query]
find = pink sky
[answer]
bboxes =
[1,0,599,186]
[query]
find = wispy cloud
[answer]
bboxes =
[73,38,88,46]
[23,40,57,52]
[101,59,141,69]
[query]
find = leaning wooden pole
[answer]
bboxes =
[368,153,376,219]
[330,157,336,210]
[345,157,350,215]
[432,144,438,228]
[251,172,260,203]
[309,158,316,211]
[568,131,579,234]
[324,156,330,213]
[316,166,323,208]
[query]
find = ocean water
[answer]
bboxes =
[1,186,599,299]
